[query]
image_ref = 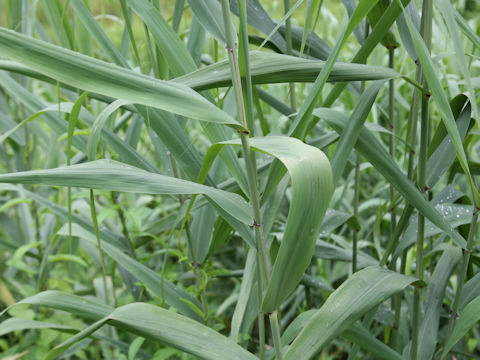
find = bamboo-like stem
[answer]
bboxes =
[411,2,433,359]
[352,152,360,273]
[284,0,297,112]
[388,62,422,351]
[388,47,396,233]
[269,311,284,360]
[221,1,272,357]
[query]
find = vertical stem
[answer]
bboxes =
[388,47,396,233]
[447,211,478,336]
[352,153,360,274]
[269,311,284,360]
[221,2,282,358]
[284,0,297,112]
[411,2,433,358]
[90,189,109,303]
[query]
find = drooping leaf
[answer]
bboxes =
[0,27,241,129]
[196,136,333,312]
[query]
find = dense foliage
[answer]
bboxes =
[0,0,479,359]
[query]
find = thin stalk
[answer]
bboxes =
[447,211,478,334]
[238,0,255,133]
[284,0,297,112]
[352,153,360,273]
[185,225,209,320]
[269,311,284,360]
[110,192,136,260]
[221,1,274,357]
[388,64,422,351]
[411,2,433,358]
[89,189,109,303]
[388,47,396,233]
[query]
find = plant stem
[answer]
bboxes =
[89,189,109,303]
[411,2,433,358]
[352,152,360,273]
[388,47,396,233]
[221,1,273,357]
[284,0,297,112]
[446,211,479,339]
[269,311,284,360]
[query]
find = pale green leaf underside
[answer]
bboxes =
[0,27,240,129]
[198,136,333,312]
[173,51,399,91]
[0,160,253,226]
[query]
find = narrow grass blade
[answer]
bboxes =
[173,51,398,91]
[46,317,109,360]
[441,295,480,359]
[57,223,204,322]
[284,266,420,359]
[417,246,462,360]
[230,0,287,53]
[436,0,479,120]
[187,0,226,45]
[400,5,480,205]
[70,0,128,67]
[0,318,75,336]
[315,108,466,248]
[330,80,384,184]
[454,9,480,50]
[87,99,132,161]
[322,0,412,107]
[0,290,113,320]
[0,160,252,225]
[289,0,380,139]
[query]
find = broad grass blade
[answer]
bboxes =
[0,27,240,129]
[0,160,253,227]
[198,136,333,312]
[284,266,420,359]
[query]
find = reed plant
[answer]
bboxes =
[0,0,479,359]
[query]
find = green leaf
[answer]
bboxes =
[284,266,420,359]
[107,303,258,360]
[0,27,240,129]
[187,0,226,45]
[127,0,197,77]
[399,4,480,205]
[0,290,114,320]
[289,0,380,139]
[330,80,385,184]
[0,160,252,226]
[314,108,466,248]
[417,246,462,360]
[441,295,480,359]
[87,99,132,161]
[57,223,203,321]
[196,136,333,312]
[0,318,75,337]
[46,302,258,360]
[173,51,398,91]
